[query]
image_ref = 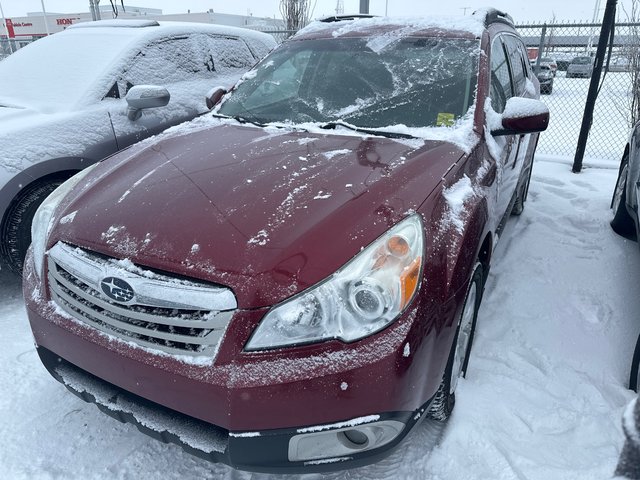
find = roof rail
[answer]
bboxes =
[68,19,160,29]
[319,14,376,23]
[472,8,514,27]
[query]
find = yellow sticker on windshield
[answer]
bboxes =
[436,113,456,127]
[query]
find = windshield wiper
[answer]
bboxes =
[319,120,417,139]
[211,112,266,128]
[0,99,25,109]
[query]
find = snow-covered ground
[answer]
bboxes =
[1,153,639,479]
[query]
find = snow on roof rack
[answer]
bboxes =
[472,8,514,27]
[319,14,377,23]
[68,19,160,29]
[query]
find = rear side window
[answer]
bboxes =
[120,34,256,93]
[503,35,528,95]
[200,35,256,74]
[123,36,205,88]
[490,37,512,113]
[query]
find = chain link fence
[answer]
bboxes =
[517,22,640,164]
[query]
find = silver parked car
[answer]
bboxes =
[534,64,554,94]
[566,56,594,78]
[0,19,276,272]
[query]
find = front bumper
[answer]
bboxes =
[37,346,428,473]
[23,249,453,472]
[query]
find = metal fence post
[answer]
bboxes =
[534,24,547,72]
[572,0,618,173]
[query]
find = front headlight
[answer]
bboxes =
[245,214,424,351]
[31,164,99,280]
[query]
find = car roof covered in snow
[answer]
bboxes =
[293,15,486,42]
[64,19,276,46]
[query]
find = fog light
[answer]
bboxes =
[288,419,405,462]
[340,429,369,448]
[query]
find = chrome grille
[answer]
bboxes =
[47,242,236,357]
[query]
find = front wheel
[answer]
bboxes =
[610,154,635,238]
[0,179,64,274]
[427,263,484,421]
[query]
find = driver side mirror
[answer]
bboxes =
[206,86,227,110]
[492,97,549,136]
[125,85,170,121]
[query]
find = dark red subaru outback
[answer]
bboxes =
[23,10,548,473]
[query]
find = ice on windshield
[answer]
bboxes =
[219,37,480,133]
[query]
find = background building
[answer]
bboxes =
[1,4,284,55]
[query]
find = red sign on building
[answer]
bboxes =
[5,18,15,38]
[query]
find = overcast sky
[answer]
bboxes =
[0,0,637,24]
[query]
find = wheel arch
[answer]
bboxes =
[477,232,493,286]
[0,157,92,230]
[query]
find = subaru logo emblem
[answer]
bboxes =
[100,277,135,303]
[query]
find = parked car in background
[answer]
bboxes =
[539,57,558,76]
[0,19,276,273]
[609,55,631,72]
[554,52,577,71]
[567,56,594,78]
[23,9,548,472]
[534,64,554,94]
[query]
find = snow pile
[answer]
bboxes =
[297,415,381,434]
[323,149,352,159]
[442,174,477,233]
[502,96,550,119]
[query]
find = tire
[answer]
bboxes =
[610,154,636,238]
[0,179,64,274]
[427,263,483,421]
[630,332,640,392]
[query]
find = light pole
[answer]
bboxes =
[40,0,50,35]
[0,0,13,53]
[592,0,603,22]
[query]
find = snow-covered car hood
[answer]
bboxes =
[49,122,465,308]
[0,105,40,125]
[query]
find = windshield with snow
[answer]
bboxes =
[219,37,480,130]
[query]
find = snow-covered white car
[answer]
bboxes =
[0,19,275,272]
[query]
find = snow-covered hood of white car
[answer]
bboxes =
[0,105,40,124]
